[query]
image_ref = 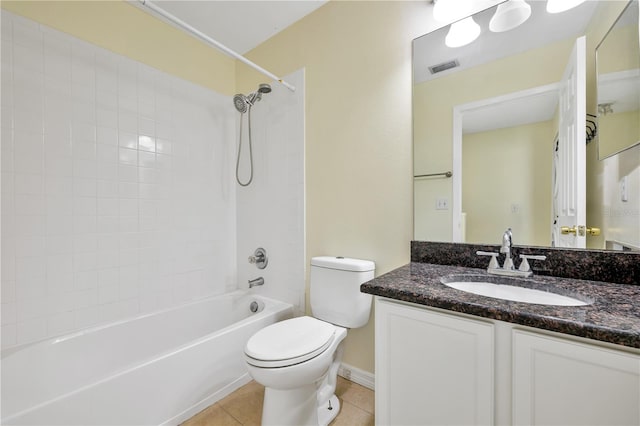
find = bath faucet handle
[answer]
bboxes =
[248,247,268,269]
[518,254,547,273]
[477,251,500,270]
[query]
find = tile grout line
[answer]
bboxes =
[218,403,245,426]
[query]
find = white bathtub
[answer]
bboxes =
[1,291,293,425]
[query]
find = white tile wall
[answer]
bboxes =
[1,11,238,349]
[236,70,305,314]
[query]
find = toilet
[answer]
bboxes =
[244,256,375,426]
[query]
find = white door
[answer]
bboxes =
[553,36,586,248]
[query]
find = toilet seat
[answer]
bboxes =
[245,316,336,368]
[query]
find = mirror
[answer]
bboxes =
[414,0,640,251]
[596,0,640,159]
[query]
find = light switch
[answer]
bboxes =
[621,176,628,202]
[436,198,449,210]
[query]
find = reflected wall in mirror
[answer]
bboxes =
[597,0,640,159]
[413,0,640,251]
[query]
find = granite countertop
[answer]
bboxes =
[361,262,640,349]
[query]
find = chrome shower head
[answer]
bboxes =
[257,83,271,94]
[233,94,249,113]
[233,83,271,113]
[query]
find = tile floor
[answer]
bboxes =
[182,376,374,426]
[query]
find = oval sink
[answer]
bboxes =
[440,275,590,306]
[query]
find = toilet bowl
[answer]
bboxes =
[245,316,347,425]
[244,256,375,426]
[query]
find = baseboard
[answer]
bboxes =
[338,362,375,390]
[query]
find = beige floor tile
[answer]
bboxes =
[218,380,264,426]
[335,376,375,414]
[181,403,241,426]
[331,400,375,426]
[183,377,375,426]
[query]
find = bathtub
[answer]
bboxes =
[1,291,293,425]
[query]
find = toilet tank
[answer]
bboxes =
[310,256,375,328]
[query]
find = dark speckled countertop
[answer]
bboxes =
[361,262,640,349]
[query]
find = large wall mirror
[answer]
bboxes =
[413,0,640,251]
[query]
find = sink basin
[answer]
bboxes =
[440,275,590,306]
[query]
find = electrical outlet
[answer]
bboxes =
[436,198,449,210]
[511,203,521,214]
[621,176,628,202]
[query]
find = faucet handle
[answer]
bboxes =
[518,254,547,272]
[248,248,268,269]
[477,251,500,270]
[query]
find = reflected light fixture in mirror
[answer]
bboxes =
[433,0,474,23]
[546,0,587,14]
[489,0,532,32]
[446,17,482,47]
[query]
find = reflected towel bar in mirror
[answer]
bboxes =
[414,171,453,179]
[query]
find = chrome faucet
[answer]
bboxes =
[477,228,546,277]
[500,228,514,270]
[248,277,264,288]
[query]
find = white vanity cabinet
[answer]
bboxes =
[375,298,495,425]
[512,330,640,425]
[375,297,640,426]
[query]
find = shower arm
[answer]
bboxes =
[135,0,296,92]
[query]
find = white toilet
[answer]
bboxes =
[244,256,375,426]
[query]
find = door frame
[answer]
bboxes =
[451,83,560,242]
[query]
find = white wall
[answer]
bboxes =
[236,69,305,314]
[1,12,238,349]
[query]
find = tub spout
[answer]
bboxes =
[249,277,264,288]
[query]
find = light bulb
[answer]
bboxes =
[445,17,481,48]
[489,0,532,33]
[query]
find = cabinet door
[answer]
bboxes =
[513,329,640,425]
[375,298,494,425]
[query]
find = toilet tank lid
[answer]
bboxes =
[311,256,375,272]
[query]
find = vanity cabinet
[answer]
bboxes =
[375,298,494,425]
[375,298,640,426]
[512,330,640,425]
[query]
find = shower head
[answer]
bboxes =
[257,83,271,94]
[234,94,249,113]
[233,83,272,113]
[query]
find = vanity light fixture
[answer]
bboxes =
[489,0,532,33]
[546,0,586,14]
[433,0,473,23]
[446,16,481,48]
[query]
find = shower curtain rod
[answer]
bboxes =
[136,0,296,92]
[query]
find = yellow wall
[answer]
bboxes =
[236,1,429,373]
[600,110,640,156]
[1,0,236,95]
[463,121,555,247]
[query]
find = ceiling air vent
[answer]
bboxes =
[429,59,459,74]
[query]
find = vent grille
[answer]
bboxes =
[429,59,459,74]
